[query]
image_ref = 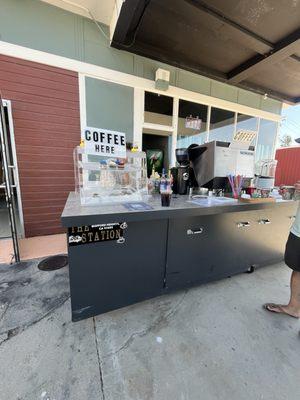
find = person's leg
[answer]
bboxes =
[265,271,300,318]
[288,271,300,310]
[265,232,300,318]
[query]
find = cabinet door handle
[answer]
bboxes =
[258,219,271,225]
[187,228,203,235]
[237,222,250,228]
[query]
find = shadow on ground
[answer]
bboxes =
[0,260,299,400]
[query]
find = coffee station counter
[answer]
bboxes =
[62,192,295,224]
[61,192,298,321]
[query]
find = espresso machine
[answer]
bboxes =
[171,148,190,195]
[188,141,255,189]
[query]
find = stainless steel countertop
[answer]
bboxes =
[61,192,297,227]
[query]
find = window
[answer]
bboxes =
[236,113,259,146]
[177,100,208,148]
[144,92,173,126]
[139,90,279,168]
[143,92,174,172]
[86,77,134,141]
[209,108,235,142]
[236,114,259,133]
[256,119,278,161]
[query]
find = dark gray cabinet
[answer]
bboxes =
[165,212,252,291]
[63,196,298,320]
[248,206,295,266]
[165,204,296,291]
[68,219,168,321]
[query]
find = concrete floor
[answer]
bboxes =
[0,260,299,400]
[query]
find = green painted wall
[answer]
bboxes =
[0,0,79,59]
[0,0,283,129]
[85,77,134,142]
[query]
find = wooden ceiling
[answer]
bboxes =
[112,0,300,104]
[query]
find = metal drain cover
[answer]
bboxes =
[38,255,68,271]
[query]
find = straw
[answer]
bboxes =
[227,174,236,198]
[228,174,244,198]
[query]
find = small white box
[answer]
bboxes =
[155,68,170,90]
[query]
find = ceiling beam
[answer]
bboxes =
[111,0,151,48]
[184,0,273,54]
[184,0,300,63]
[227,28,300,84]
[112,0,300,103]
[110,0,124,42]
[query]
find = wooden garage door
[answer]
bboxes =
[0,54,80,237]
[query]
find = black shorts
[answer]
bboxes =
[285,232,300,272]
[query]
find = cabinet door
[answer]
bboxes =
[249,203,297,266]
[68,219,168,320]
[166,212,258,291]
[165,204,298,292]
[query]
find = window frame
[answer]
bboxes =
[140,89,280,166]
[79,74,281,168]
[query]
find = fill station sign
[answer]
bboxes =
[68,222,128,246]
[83,127,126,158]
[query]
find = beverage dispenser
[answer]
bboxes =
[254,159,278,190]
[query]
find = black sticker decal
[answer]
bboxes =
[68,222,127,246]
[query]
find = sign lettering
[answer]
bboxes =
[83,127,126,158]
[68,222,128,246]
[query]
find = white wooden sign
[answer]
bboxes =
[83,127,126,158]
[230,130,257,150]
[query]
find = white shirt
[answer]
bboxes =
[291,203,300,237]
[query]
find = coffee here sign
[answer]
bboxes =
[83,127,126,158]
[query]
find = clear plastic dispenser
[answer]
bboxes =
[74,146,148,205]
